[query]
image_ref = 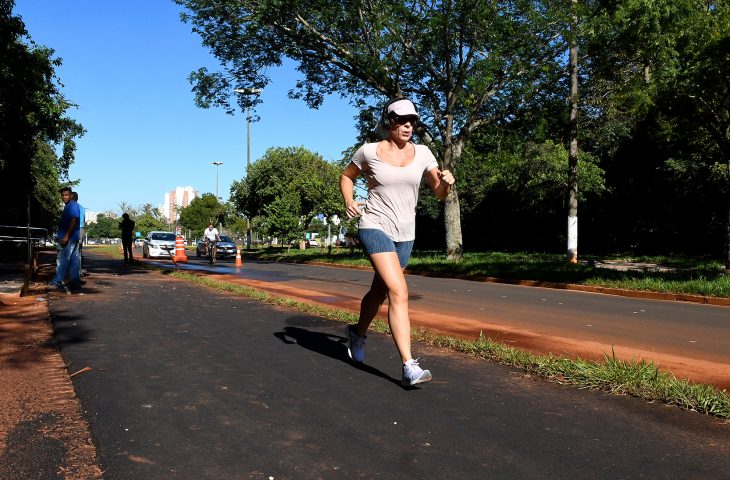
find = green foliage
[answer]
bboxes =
[177,0,568,257]
[261,191,305,245]
[176,0,729,258]
[85,214,120,238]
[30,141,65,229]
[0,1,84,226]
[178,193,226,236]
[134,204,169,236]
[231,146,342,235]
[220,202,249,239]
[576,1,730,259]
[177,0,563,154]
[307,216,327,243]
[581,0,728,151]
[496,140,605,206]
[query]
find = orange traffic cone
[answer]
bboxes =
[235,247,243,267]
[173,235,188,263]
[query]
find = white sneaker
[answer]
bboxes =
[345,325,366,363]
[402,359,432,386]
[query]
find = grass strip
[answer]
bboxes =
[168,269,730,419]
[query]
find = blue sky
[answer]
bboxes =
[14,0,360,214]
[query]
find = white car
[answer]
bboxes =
[142,231,176,258]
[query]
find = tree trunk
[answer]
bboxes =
[442,134,464,261]
[444,190,463,260]
[726,156,730,272]
[567,1,579,265]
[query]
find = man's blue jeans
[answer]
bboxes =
[53,239,81,288]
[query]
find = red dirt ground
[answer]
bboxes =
[0,283,103,479]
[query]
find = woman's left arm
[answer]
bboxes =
[426,168,455,200]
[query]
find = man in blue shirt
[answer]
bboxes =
[49,187,81,292]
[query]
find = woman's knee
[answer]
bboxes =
[365,286,388,304]
[387,282,409,304]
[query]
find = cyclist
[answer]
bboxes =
[203,222,221,262]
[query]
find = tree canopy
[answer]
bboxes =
[173,0,730,264]
[178,193,226,236]
[176,0,568,258]
[0,0,84,227]
[230,146,342,228]
[84,214,120,239]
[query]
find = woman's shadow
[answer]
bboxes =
[273,324,403,387]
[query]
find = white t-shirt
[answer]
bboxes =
[204,227,219,241]
[350,142,438,242]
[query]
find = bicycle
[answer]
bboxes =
[205,239,217,265]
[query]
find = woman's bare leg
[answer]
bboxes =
[354,271,388,336]
[367,252,412,363]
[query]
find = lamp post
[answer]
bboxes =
[233,88,263,173]
[234,87,262,249]
[210,161,223,199]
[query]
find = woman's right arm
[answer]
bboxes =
[340,163,363,219]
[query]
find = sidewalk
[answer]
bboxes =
[2,253,729,479]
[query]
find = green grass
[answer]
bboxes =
[167,269,730,419]
[242,247,730,298]
[85,244,123,257]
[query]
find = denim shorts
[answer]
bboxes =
[358,228,414,268]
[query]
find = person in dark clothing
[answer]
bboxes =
[119,213,135,264]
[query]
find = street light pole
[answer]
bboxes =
[247,105,251,171]
[234,87,262,250]
[210,161,223,198]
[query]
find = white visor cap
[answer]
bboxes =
[387,99,419,118]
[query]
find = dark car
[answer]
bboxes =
[195,234,237,259]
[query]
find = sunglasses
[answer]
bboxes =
[392,115,418,126]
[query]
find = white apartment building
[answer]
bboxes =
[162,186,197,225]
[84,210,99,224]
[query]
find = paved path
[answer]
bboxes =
[138,253,730,389]
[45,254,729,479]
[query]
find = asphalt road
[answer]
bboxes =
[48,253,729,479]
[141,249,730,389]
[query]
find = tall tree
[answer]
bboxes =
[178,193,226,236]
[84,214,120,239]
[176,0,564,259]
[134,204,169,236]
[230,146,342,228]
[582,0,729,263]
[566,0,580,263]
[261,191,306,247]
[660,34,730,270]
[0,1,84,226]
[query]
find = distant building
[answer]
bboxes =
[162,186,197,224]
[84,210,99,224]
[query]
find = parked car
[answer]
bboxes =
[195,235,237,259]
[142,231,176,258]
[307,238,319,247]
[134,238,144,247]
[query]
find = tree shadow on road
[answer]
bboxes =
[44,312,92,352]
[273,325,403,387]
